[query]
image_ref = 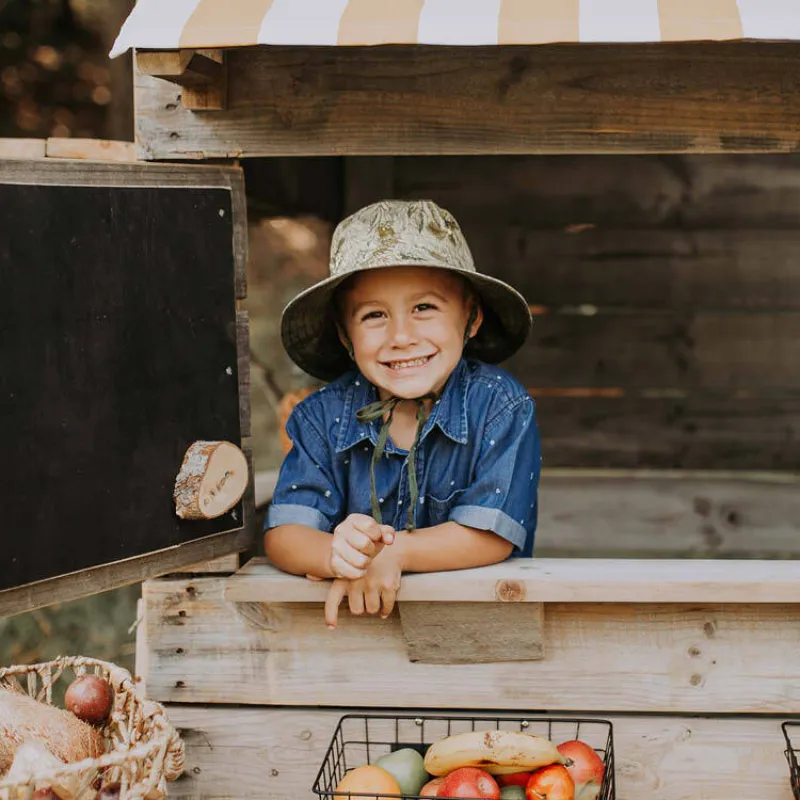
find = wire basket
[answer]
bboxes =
[313,714,615,800]
[783,722,800,799]
[0,656,184,800]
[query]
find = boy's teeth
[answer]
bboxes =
[390,356,429,370]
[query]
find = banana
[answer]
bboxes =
[423,730,565,777]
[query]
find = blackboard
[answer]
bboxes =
[0,169,243,594]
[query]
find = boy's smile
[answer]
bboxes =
[339,266,482,401]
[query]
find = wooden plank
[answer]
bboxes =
[0,139,46,159]
[173,554,241,574]
[181,50,227,111]
[164,705,795,800]
[0,528,250,620]
[143,577,800,712]
[535,471,800,558]
[227,556,800,605]
[399,602,545,664]
[510,312,800,389]
[486,229,800,311]
[534,395,800,470]
[134,42,800,159]
[237,309,251,438]
[344,157,395,213]
[44,138,138,162]
[394,154,800,230]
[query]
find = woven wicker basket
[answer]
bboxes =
[0,656,184,800]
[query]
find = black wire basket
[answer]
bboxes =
[313,714,615,800]
[783,722,800,799]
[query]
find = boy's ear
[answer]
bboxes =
[336,323,355,359]
[467,302,484,340]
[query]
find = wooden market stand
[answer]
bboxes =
[3,5,800,799]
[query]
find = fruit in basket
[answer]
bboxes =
[438,767,501,799]
[556,741,604,800]
[525,765,574,800]
[64,675,114,725]
[497,773,532,788]
[375,748,429,796]
[424,731,564,777]
[501,787,527,800]
[334,765,402,799]
[420,777,445,797]
[0,689,104,772]
[3,740,81,799]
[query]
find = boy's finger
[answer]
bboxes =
[352,516,385,541]
[335,542,371,570]
[330,553,367,580]
[348,587,365,616]
[325,579,348,629]
[380,587,398,619]
[380,525,395,545]
[364,587,382,615]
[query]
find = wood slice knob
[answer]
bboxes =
[173,440,248,520]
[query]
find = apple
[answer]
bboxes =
[420,777,446,797]
[438,767,501,800]
[556,741,605,800]
[525,765,575,800]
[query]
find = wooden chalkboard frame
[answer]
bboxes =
[0,158,252,618]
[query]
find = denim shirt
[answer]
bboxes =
[265,359,540,556]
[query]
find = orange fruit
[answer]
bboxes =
[335,765,402,799]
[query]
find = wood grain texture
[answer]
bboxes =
[44,138,138,162]
[134,43,800,159]
[535,471,800,558]
[143,576,800,712]
[394,154,800,230]
[174,554,241,574]
[0,528,250,620]
[163,705,795,800]
[534,395,800,470]
[399,602,544,663]
[511,312,800,389]
[236,309,251,438]
[226,557,800,605]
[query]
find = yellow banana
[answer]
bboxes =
[423,730,565,777]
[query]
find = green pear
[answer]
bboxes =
[375,748,429,796]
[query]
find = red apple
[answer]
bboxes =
[497,772,532,788]
[439,767,501,800]
[525,765,574,800]
[420,777,445,797]
[556,741,605,800]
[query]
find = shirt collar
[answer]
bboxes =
[333,359,470,453]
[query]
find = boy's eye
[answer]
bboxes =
[415,303,437,312]
[360,310,385,322]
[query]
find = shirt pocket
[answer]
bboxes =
[425,488,465,525]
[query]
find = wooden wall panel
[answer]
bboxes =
[389,154,800,468]
[164,705,795,800]
[141,577,800,714]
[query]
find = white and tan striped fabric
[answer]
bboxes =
[111,0,800,57]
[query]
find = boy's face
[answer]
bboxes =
[339,266,482,400]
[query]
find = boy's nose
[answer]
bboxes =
[389,318,416,347]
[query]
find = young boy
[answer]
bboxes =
[264,200,540,628]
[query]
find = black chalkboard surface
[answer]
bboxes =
[0,161,247,600]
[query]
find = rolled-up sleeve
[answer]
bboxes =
[449,395,540,555]
[265,404,343,533]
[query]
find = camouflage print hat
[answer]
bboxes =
[281,199,532,382]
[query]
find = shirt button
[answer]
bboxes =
[495,488,501,494]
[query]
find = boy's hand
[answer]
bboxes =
[329,513,395,580]
[324,548,402,629]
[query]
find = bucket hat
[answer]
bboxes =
[281,199,532,382]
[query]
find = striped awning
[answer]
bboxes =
[111,0,800,58]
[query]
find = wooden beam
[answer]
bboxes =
[135,42,800,158]
[136,49,227,111]
[44,138,138,162]
[225,556,800,604]
[399,601,545,663]
[0,139,46,159]
[164,705,795,800]
[142,577,800,712]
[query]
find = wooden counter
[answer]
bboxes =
[138,557,800,798]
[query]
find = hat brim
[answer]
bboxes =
[281,264,532,382]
